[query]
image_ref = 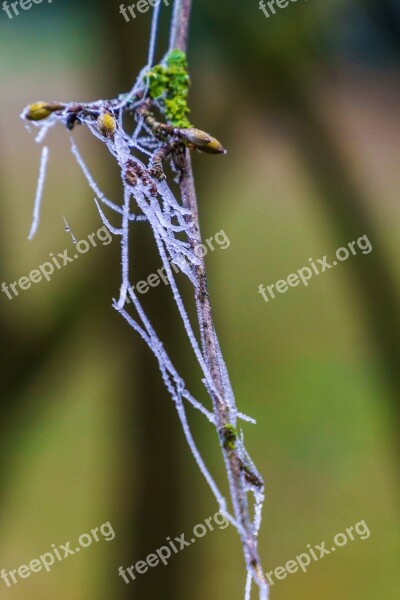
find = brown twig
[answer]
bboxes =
[170,0,267,593]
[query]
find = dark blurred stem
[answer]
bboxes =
[171,0,267,591]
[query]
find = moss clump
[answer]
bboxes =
[220,424,237,451]
[145,49,192,128]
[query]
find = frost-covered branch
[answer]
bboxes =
[21,1,268,597]
[169,2,268,597]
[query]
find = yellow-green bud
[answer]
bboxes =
[197,137,226,154]
[179,127,226,154]
[179,128,212,146]
[24,101,64,121]
[97,112,116,138]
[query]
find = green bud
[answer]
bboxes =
[97,112,116,138]
[178,128,212,146]
[179,128,226,154]
[197,137,227,154]
[24,101,64,121]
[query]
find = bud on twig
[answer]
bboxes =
[178,127,226,154]
[24,101,65,121]
[97,112,116,139]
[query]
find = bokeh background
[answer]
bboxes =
[0,0,399,598]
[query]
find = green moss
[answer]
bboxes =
[220,424,237,451]
[145,49,192,128]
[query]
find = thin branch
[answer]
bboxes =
[170,0,268,595]
[169,0,192,52]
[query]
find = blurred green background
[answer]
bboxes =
[0,0,399,598]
